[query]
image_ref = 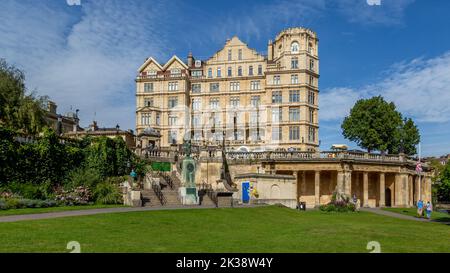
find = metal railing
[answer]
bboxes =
[152,183,166,205]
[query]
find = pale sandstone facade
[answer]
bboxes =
[135,27,319,152]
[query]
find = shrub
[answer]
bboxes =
[55,186,92,206]
[319,191,356,213]
[93,181,123,205]
[64,167,102,190]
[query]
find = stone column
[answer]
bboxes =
[363,172,369,207]
[344,171,352,196]
[337,171,344,195]
[301,171,306,195]
[315,171,320,207]
[404,175,410,207]
[379,172,385,207]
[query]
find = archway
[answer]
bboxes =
[385,188,392,207]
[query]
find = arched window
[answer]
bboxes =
[291,41,299,53]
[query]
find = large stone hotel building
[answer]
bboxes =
[135,27,319,152]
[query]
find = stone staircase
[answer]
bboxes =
[141,189,163,207]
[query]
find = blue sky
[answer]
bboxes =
[1,0,449,156]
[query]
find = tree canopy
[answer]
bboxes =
[341,96,420,155]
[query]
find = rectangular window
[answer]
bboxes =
[309,75,314,86]
[192,98,201,111]
[308,91,315,104]
[250,96,260,107]
[144,83,153,92]
[227,67,232,77]
[289,90,300,103]
[248,66,253,76]
[210,83,219,92]
[191,70,202,78]
[168,81,178,91]
[250,111,259,125]
[156,113,160,126]
[230,97,240,108]
[272,91,282,104]
[170,69,181,77]
[228,49,232,61]
[144,98,153,107]
[169,130,177,144]
[309,108,314,123]
[250,80,260,90]
[289,126,300,140]
[289,107,300,122]
[208,68,212,78]
[238,66,242,76]
[310,59,315,71]
[308,126,316,142]
[217,67,221,77]
[230,81,240,91]
[258,65,262,75]
[291,74,298,84]
[272,126,282,141]
[168,97,178,108]
[238,49,242,60]
[192,83,201,93]
[273,75,280,85]
[192,115,201,127]
[168,116,178,126]
[210,98,219,110]
[291,57,298,69]
[272,108,282,123]
[141,113,151,125]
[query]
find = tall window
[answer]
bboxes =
[210,83,219,92]
[208,68,212,78]
[192,98,201,111]
[227,67,232,77]
[168,116,178,126]
[289,90,300,103]
[168,81,178,91]
[291,57,298,69]
[141,113,151,125]
[238,66,242,76]
[309,108,314,123]
[144,98,153,107]
[248,65,253,76]
[192,115,201,127]
[250,96,260,107]
[210,98,219,110]
[217,67,221,77]
[310,59,315,71]
[291,74,298,84]
[238,49,242,60]
[169,130,177,144]
[309,75,314,86]
[273,75,280,85]
[230,82,240,91]
[308,126,316,142]
[291,41,299,53]
[192,83,201,93]
[289,126,300,140]
[308,91,315,105]
[272,91,282,103]
[144,83,153,92]
[272,108,282,123]
[168,97,178,108]
[156,113,160,126]
[230,97,240,108]
[308,42,313,54]
[228,49,232,61]
[258,65,262,75]
[250,80,260,90]
[289,108,300,122]
[272,126,282,141]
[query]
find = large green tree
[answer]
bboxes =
[436,161,450,202]
[0,59,47,135]
[341,96,420,155]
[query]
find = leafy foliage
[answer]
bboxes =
[341,96,420,155]
[93,180,123,205]
[436,161,450,202]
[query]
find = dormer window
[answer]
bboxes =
[147,70,157,77]
[170,68,181,77]
[291,41,299,53]
[195,60,201,67]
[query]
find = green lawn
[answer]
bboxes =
[0,204,126,216]
[0,206,449,253]
[382,207,450,222]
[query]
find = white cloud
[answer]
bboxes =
[0,0,171,129]
[320,51,450,123]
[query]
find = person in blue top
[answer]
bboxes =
[425,201,433,219]
[417,199,424,217]
[130,169,137,182]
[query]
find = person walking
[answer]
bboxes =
[425,201,433,219]
[417,199,424,218]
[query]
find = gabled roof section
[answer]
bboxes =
[138,57,163,72]
[162,55,189,70]
[206,36,265,64]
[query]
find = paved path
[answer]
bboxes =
[0,205,264,223]
[361,208,450,224]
